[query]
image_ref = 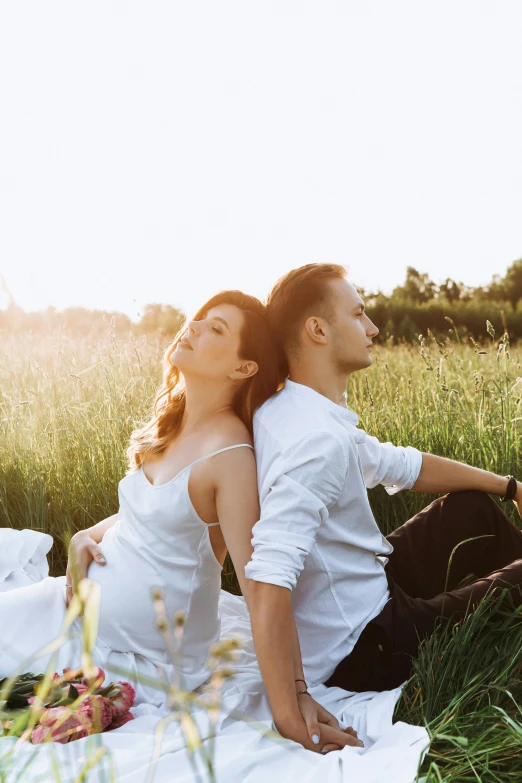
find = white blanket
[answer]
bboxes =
[0,530,429,782]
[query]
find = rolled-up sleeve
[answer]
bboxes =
[245,431,346,590]
[357,432,423,495]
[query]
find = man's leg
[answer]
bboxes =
[385,490,522,598]
[326,491,522,692]
[326,558,522,693]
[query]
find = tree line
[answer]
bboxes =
[361,258,522,343]
[0,301,186,339]
[1,257,522,343]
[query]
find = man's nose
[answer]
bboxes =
[368,320,379,338]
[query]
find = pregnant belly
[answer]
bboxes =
[87,532,169,657]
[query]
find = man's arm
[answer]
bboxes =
[247,583,306,738]
[411,453,521,503]
[247,582,360,751]
[355,426,521,508]
[245,431,362,750]
[216,442,360,752]
[355,429,423,495]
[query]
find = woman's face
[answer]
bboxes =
[170,303,249,381]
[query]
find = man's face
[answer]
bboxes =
[324,278,379,374]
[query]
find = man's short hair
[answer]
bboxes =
[267,263,347,356]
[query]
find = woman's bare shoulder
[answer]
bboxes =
[197,416,255,488]
[207,413,253,452]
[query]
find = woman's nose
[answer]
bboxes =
[187,320,199,335]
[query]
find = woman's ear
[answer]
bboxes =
[230,360,259,381]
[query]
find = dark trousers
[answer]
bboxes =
[325,490,522,692]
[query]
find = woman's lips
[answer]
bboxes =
[179,337,193,350]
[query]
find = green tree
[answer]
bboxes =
[138,304,185,336]
[486,274,508,303]
[397,313,419,341]
[439,278,462,304]
[392,267,437,305]
[503,258,522,311]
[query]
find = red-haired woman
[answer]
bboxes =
[0,291,285,697]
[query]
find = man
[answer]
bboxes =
[245,263,522,753]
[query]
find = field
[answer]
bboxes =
[1,325,522,781]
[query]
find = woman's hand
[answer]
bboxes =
[65,532,106,607]
[275,698,362,753]
[296,693,363,752]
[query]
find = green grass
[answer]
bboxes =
[1,325,522,781]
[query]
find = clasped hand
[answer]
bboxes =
[276,692,363,753]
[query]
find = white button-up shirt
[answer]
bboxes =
[245,380,423,686]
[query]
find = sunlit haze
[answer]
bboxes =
[1,1,521,320]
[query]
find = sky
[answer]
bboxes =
[1,1,521,320]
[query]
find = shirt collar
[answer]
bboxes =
[285,379,359,426]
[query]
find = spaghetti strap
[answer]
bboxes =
[141,444,254,489]
[187,443,254,471]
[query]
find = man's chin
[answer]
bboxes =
[340,356,372,375]
[357,354,373,372]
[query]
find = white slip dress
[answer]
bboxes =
[0,444,253,704]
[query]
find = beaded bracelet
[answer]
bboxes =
[295,678,310,695]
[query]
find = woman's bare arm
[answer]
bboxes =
[74,513,119,545]
[65,514,118,605]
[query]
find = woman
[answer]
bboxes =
[0,291,283,697]
[0,289,359,753]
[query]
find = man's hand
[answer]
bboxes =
[65,532,106,607]
[513,481,522,519]
[276,696,363,753]
[297,693,363,752]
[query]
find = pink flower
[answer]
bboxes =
[32,707,89,744]
[78,695,114,731]
[62,667,83,682]
[105,682,135,718]
[106,711,135,731]
[38,707,71,727]
[31,725,51,744]
[27,675,136,744]
[81,667,105,687]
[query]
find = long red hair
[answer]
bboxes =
[128,290,287,470]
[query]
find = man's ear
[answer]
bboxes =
[230,360,259,381]
[303,317,328,346]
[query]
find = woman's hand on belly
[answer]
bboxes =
[66,532,107,607]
